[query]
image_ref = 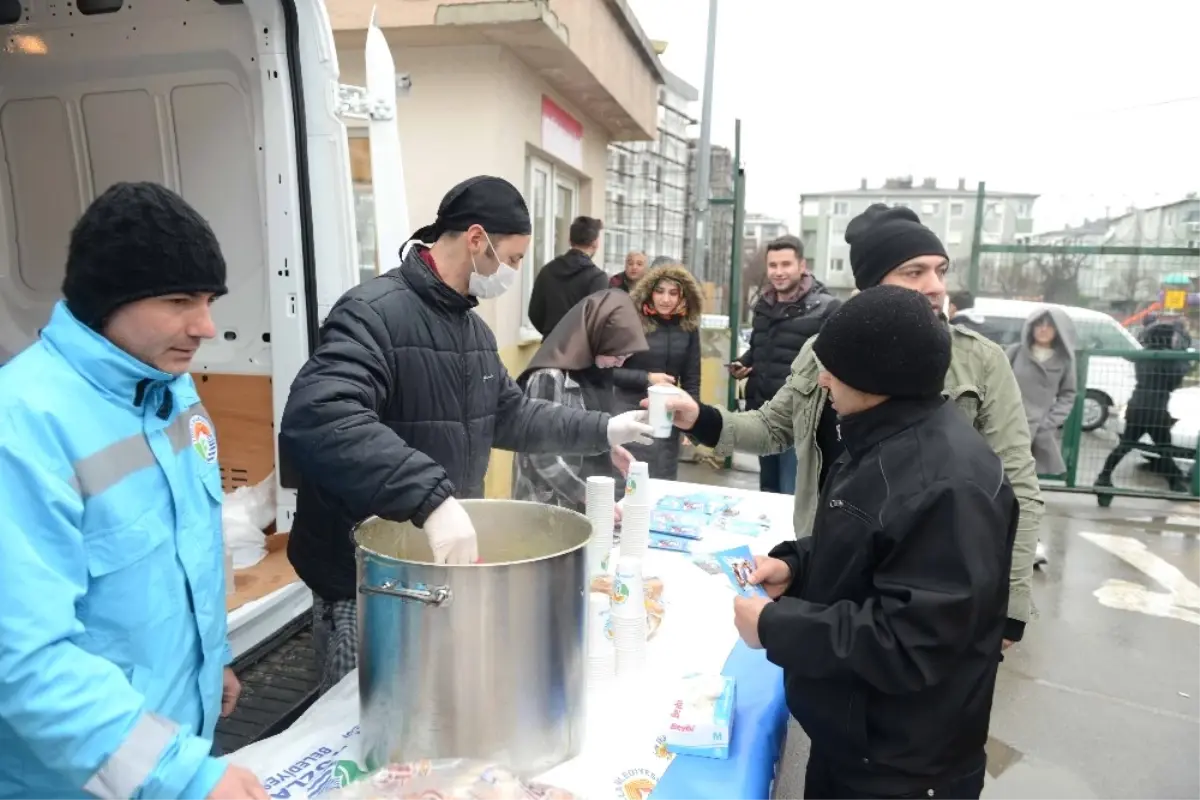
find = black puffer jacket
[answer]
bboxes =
[528,249,609,336]
[741,277,840,409]
[760,398,1017,794]
[613,264,703,479]
[280,246,611,602]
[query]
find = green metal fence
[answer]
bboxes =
[963,182,1200,320]
[1046,348,1199,505]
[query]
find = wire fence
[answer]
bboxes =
[972,246,1200,322]
[1047,349,1199,505]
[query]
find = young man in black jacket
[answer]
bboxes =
[527,215,608,335]
[730,235,839,493]
[733,285,1018,800]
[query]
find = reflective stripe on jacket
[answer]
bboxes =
[0,302,230,799]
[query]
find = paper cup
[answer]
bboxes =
[623,461,651,506]
[647,385,680,438]
[610,563,644,620]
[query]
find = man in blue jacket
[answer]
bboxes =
[0,183,267,799]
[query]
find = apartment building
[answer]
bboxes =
[743,213,790,251]
[604,68,698,272]
[683,142,736,290]
[800,177,1038,295]
[1031,195,1200,310]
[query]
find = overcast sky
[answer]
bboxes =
[627,0,1200,233]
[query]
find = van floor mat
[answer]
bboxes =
[215,615,322,754]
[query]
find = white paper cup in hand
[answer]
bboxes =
[647,385,679,438]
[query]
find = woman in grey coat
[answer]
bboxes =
[1008,306,1078,476]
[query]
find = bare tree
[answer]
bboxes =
[981,257,1041,298]
[1113,261,1153,310]
[740,244,768,319]
[1035,247,1087,305]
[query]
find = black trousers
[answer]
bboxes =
[802,756,986,799]
[1099,408,1184,482]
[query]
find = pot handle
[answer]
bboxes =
[359,579,453,607]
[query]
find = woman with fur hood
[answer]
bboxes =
[613,262,703,479]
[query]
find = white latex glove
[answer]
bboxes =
[422,497,478,564]
[607,410,654,446]
[610,444,634,477]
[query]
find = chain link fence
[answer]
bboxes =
[1048,349,1199,505]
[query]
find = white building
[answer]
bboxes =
[801,177,1037,296]
[604,66,697,271]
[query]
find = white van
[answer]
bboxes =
[0,0,404,532]
[969,298,1142,432]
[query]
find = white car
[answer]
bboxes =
[969,298,1141,432]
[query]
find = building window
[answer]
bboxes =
[523,156,579,336]
[833,201,849,216]
[830,257,845,272]
[950,202,964,217]
[893,201,909,209]
[946,230,964,245]
[922,201,940,216]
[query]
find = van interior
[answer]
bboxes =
[0,0,334,503]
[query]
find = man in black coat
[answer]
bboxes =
[528,215,608,336]
[279,177,652,692]
[733,285,1018,800]
[730,236,840,492]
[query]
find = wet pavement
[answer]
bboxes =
[675,462,1200,799]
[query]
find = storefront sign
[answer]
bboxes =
[541,96,583,170]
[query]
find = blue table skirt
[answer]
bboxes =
[651,642,790,799]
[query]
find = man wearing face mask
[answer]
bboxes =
[280,176,653,692]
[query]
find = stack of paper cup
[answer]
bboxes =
[619,461,650,559]
[587,590,615,687]
[585,476,616,576]
[610,556,647,677]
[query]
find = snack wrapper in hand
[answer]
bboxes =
[323,759,578,800]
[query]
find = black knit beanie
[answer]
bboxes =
[62,182,228,330]
[813,285,951,398]
[845,203,948,290]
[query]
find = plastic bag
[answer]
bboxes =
[323,759,578,800]
[223,472,277,570]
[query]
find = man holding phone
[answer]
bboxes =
[730,236,839,493]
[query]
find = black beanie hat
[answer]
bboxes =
[407,175,532,245]
[62,182,228,330]
[813,284,951,399]
[845,203,948,290]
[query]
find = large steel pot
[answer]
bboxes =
[354,500,589,775]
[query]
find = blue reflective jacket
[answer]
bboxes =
[0,303,231,799]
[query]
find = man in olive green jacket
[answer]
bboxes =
[667,204,1039,645]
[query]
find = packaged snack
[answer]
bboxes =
[649,510,705,539]
[649,532,693,553]
[663,675,735,760]
[322,759,578,799]
[711,545,768,598]
[589,575,666,640]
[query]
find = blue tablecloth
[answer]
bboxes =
[651,642,790,799]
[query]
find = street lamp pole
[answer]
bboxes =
[687,0,719,276]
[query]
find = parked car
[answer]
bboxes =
[968,298,1140,432]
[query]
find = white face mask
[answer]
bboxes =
[469,232,518,299]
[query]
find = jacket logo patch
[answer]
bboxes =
[189,415,218,464]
